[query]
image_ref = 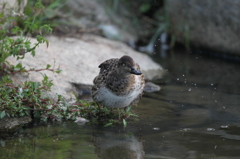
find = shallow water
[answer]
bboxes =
[1,49,240,159]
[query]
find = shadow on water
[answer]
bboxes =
[1,49,240,158]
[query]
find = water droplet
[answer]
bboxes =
[153,127,160,130]
[220,125,229,129]
[18,87,23,93]
[211,83,213,86]
[207,128,215,131]
[181,128,193,131]
[188,88,191,91]
[177,78,179,80]
[215,100,217,102]
[183,74,185,77]
[223,106,225,109]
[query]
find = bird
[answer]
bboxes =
[92,55,145,110]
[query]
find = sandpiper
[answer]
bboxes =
[92,55,145,109]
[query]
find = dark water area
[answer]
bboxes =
[1,49,240,159]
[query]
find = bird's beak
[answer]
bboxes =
[130,67,142,75]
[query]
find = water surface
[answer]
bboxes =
[1,49,240,159]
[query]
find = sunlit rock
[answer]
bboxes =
[7,35,164,102]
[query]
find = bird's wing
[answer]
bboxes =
[98,58,118,73]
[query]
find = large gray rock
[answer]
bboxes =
[166,0,240,54]
[7,35,164,101]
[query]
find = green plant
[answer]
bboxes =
[0,74,79,121]
[23,0,67,30]
[0,0,62,121]
[0,0,52,72]
[0,73,137,126]
[74,96,138,127]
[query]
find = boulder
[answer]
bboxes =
[7,35,164,101]
[166,0,240,54]
[0,116,32,137]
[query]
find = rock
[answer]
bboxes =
[61,0,138,43]
[98,24,121,40]
[166,0,240,55]
[7,34,164,101]
[74,117,89,125]
[0,116,32,136]
[71,83,92,101]
[144,82,161,93]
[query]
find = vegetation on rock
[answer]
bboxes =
[0,0,136,127]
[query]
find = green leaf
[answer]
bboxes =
[55,70,61,74]
[46,64,51,69]
[123,119,127,127]
[125,106,132,113]
[139,3,151,13]
[0,111,6,119]
[35,0,45,10]
[104,123,113,127]
[0,12,4,19]
[46,40,49,48]
[129,113,138,117]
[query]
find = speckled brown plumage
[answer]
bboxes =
[92,55,145,108]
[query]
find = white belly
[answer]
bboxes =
[96,76,143,108]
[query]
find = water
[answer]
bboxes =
[1,49,240,159]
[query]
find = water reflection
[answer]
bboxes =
[0,121,146,159]
[92,130,144,159]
